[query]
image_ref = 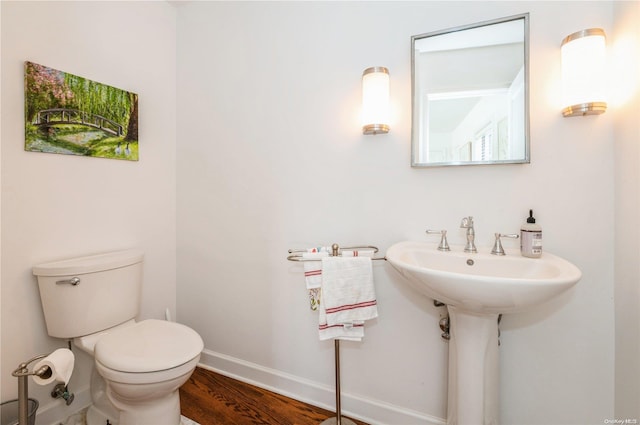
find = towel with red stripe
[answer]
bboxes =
[319,256,378,341]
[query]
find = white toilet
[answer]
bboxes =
[33,249,204,425]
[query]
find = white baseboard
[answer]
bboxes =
[199,349,446,425]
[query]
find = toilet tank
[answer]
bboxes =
[33,249,144,339]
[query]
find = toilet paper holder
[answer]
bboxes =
[12,352,75,425]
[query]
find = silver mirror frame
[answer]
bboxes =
[411,13,530,167]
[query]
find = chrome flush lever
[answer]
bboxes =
[55,277,80,286]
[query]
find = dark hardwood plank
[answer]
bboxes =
[180,367,368,425]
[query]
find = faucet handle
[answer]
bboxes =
[460,216,474,228]
[426,229,450,251]
[491,233,519,256]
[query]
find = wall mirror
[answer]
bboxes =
[411,14,529,167]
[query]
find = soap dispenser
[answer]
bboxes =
[520,209,542,258]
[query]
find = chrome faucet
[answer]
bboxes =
[460,216,477,253]
[491,233,519,256]
[426,229,450,251]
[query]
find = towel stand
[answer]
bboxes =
[287,243,382,425]
[287,244,385,262]
[324,339,354,425]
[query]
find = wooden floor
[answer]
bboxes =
[180,367,368,425]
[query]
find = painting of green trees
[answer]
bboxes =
[24,61,138,161]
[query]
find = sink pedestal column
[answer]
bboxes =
[446,306,499,425]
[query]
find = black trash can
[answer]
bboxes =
[0,399,38,425]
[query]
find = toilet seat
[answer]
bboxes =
[95,354,201,386]
[94,319,203,373]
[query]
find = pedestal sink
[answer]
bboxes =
[385,241,581,425]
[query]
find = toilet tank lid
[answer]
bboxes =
[33,249,144,277]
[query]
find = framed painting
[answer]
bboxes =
[24,61,138,161]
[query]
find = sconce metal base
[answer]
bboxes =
[362,124,389,135]
[562,102,607,117]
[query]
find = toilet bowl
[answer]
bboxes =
[32,250,204,425]
[75,319,203,425]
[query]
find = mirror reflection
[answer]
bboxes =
[412,14,529,167]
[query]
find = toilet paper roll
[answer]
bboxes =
[32,348,75,386]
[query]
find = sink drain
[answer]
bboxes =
[466,259,475,266]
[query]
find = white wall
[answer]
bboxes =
[613,0,640,420]
[176,2,616,424]
[0,1,177,421]
[1,1,631,424]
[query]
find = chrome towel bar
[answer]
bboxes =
[287,243,385,262]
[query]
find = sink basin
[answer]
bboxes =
[386,240,581,314]
[387,240,582,423]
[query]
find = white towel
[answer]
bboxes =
[319,256,378,340]
[318,305,365,341]
[302,251,328,311]
[302,252,327,289]
[307,246,331,254]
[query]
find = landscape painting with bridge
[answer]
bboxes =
[24,61,138,161]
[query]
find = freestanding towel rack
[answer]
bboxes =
[287,243,384,425]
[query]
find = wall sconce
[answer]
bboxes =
[362,67,390,134]
[561,28,607,117]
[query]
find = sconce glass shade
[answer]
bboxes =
[362,67,390,134]
[561,28,607,117]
